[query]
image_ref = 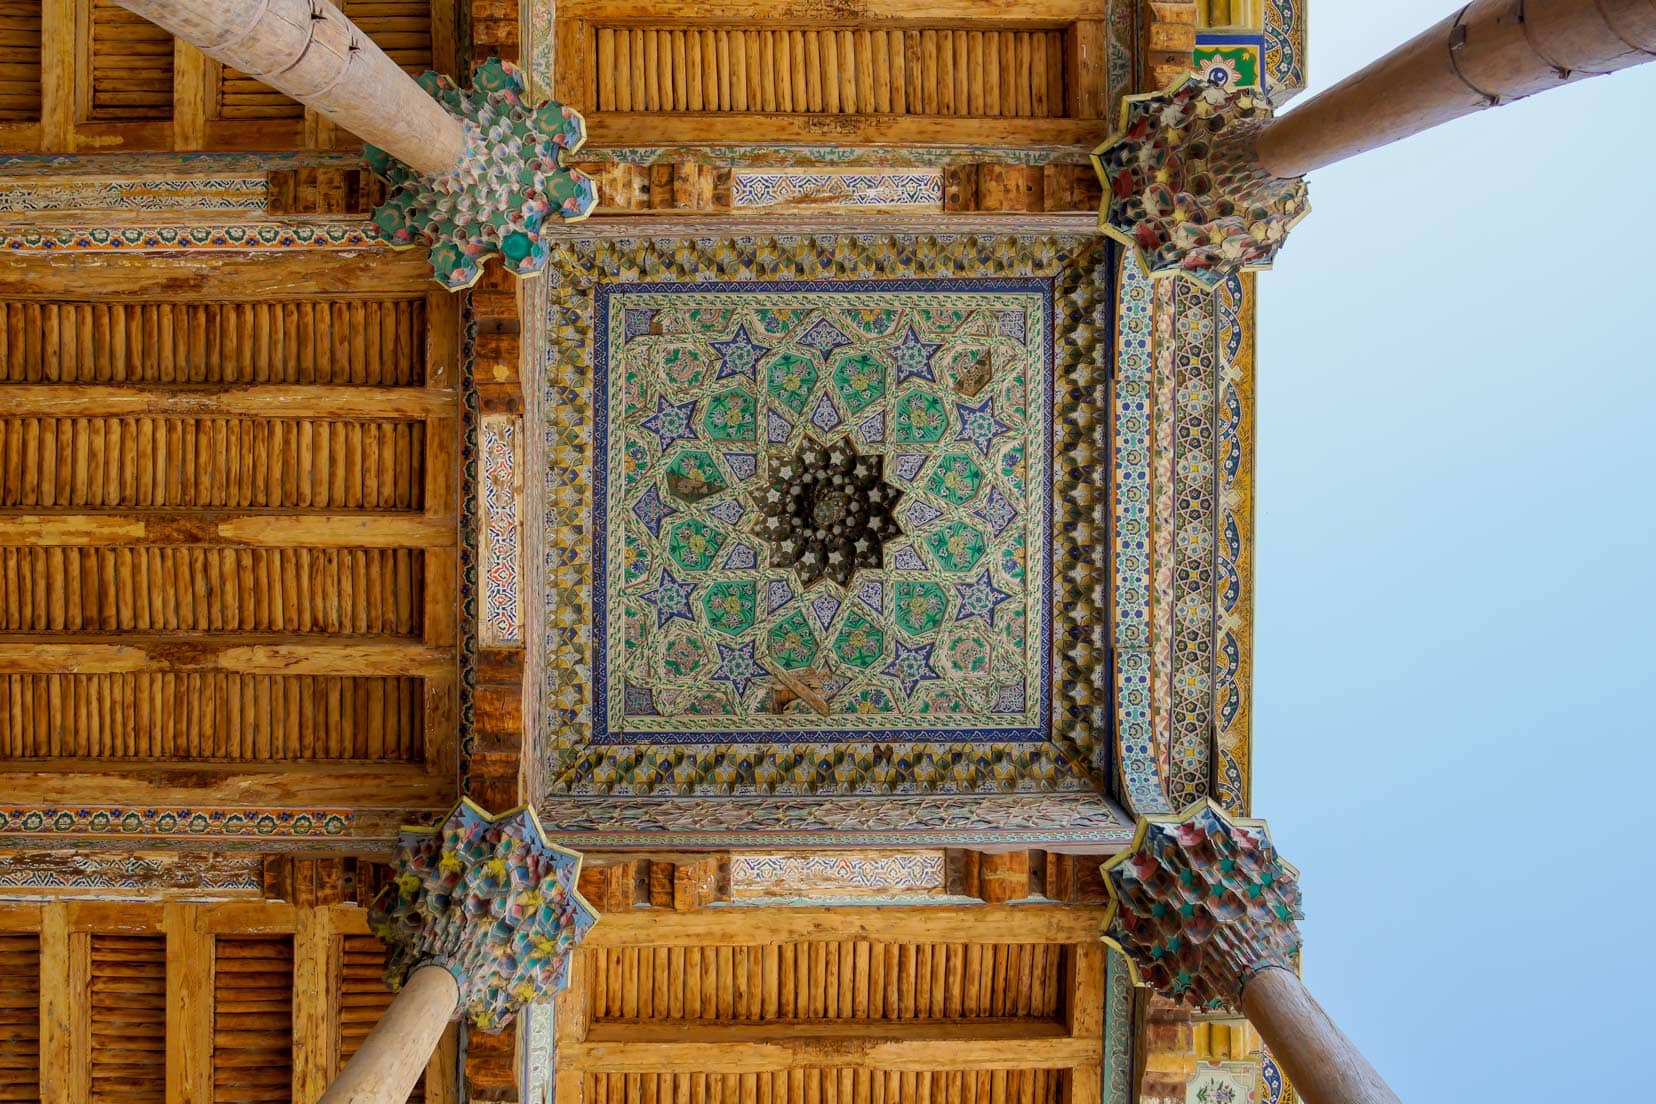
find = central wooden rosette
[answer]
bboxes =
[754,436,902,588]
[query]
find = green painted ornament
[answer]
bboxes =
[366,57,597,290]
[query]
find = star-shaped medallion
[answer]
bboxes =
[889,324,942,384]
[882,639,941,698]
[953,569,1013,628]
[642,395,699,451]
[953,394,1011,457]
[713,639,764,700]
[754,437,903,589]
[641,567,696,628]
[711,323,770,382]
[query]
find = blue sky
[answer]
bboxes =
[1253,5,1656,1101]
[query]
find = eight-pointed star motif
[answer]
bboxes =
[953,394,1011,457]
[641,567,697,628]
[953,568,1013,628]
[882,639,942,698]
[713,639,764,700]
[888,324,943,385]
[710,323,770,381]
[642,395,699,451]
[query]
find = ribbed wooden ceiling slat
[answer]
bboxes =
[89,933,166,1104]
[212,935,296,1104]
[0,933,41,1104]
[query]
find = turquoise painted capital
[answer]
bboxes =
[366,58,598,291]
[1091,77,1309,289]
[1101,799,1302,1011]
[369,799,598,1031]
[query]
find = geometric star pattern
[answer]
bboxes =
[597,282,1054,746]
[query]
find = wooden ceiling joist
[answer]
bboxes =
[567,1021,1097,1073]
[582,906,1110,948]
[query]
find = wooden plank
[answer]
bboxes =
[171,42,207,148]
[1065,943,1104,1068]
[63,900,163,931]
[427,1023,460,1104]
[0,251,430,301]
[164,903,212,1104]
[0,512,455,549]
[291,907,336,1104]
[3,761,454,808]
[565,1021,1091,1074]
[192,901,297,934]
[39,902,85,1104]
[579,112,1101,147]
[0,639,454,676]
[0,384,452,419]
[584,907,1108,948]
[0,902,43,930]
[1063,1068,1103,1104]
[557,0,1104,20]
[39,0,72,150]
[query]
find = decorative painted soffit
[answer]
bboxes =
[370,799,598,1030]
[1100,800,1302,1011]
[1091,77,1309,289]
[368,59,598,291]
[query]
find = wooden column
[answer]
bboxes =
[108,0,465,174]
[1239,967,1401,1104]
[318,964,460,1104]
[1255,0,1656,177]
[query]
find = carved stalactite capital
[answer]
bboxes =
[368,58,598,290]
[1101,799,1302,1011]
[369,798,598,1031]
[1091,76,1309,288]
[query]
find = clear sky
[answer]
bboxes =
[1253,6,1656,1101]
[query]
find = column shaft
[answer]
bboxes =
[318,963,459,1104]
[1239,966,1402,1104]
[112,0,466,175]
[1255,0,1656,178]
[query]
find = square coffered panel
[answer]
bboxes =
[533,234,1127,845]
[594,279,1052,746]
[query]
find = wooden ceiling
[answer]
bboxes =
[556,904,1111,1104]
[0,872,456,1104]
[0,250,461,816]
[0,0,457,154]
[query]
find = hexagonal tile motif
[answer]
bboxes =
[664,450,726,503]
[667,518,726,572]
[703,388,757,441]
[701,580,756,636]
[924,453,984,506]
[832,609,887,669]
[893,580,948,638]
[923,522,987,573]
[767,352,819,415]
[831,351,887,414]
[767,610,818,671]
[895,390,948,443]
